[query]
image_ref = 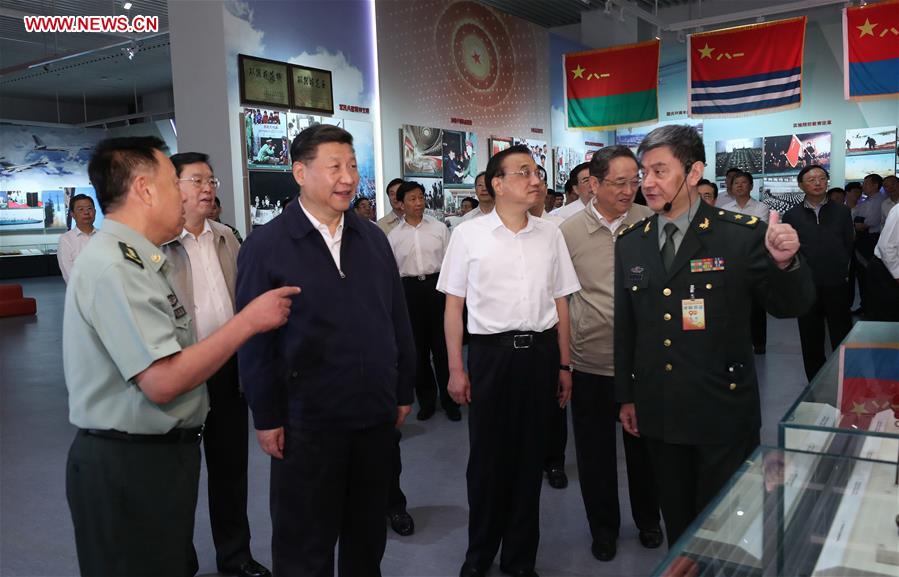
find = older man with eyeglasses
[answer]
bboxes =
[162,152,271,577]
[782,164,854,381]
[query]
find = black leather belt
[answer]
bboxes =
[402,272,439,282]
[468,329,557,349]
[81,426,204,444]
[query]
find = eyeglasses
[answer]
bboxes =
[601,177,642,190]
[802,177,828,184]
[500,168,541,180]
[178,177,221,189]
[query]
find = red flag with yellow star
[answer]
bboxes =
[688,17,806,117]
[837,343,899,430]
[844,0,899,100]
[564,39,659,130]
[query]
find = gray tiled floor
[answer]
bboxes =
[0,277,814,577]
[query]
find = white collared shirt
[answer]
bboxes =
[875,203,899,279]
[536,208,565,226]
[589,201,628,235]
[717,196,769,222]
[388,215,449,277]
[881,197,898,229]
[437,210,581,334]
[549,197,587,220]
[179,220,234,341]
[57,226,97,283]
[461,205,493,222]
[300,200,344,270]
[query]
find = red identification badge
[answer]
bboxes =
[682,299,706,331]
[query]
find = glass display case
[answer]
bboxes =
[651,446,899,577]
[780,321,899,465]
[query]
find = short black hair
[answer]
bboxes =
[88,136,167,213]
[827,187,845,199]
[484,144,531,198]
[396,181,424,203]
[564,177,575,194]
[386,178,404,194]
[589,146,637,181]
[570,162,591,183]
[170,152,211,177]
[638,124,705,170]
[552,191,564,199]
[697,178,719,198]
[733,171,753,188]
[353,196,371,209]
[214,197,222,207]
[475,171,486,184]
[845,181,863,193]
[864,173,884,188]
[461,197,478,209]
[290,124,353,165]
[69,194,95,212]
[796,164,829,185]
[725,167,741,176]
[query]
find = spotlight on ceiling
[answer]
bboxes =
[123,1,132,9]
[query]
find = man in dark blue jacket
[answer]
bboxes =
[236,124,415,577]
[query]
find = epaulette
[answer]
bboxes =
[118,241,144,268]
[715,209,760,228]
[618,217,649,237]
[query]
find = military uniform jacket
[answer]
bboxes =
[613,200,815,445]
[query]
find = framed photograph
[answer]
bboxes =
[243,108,290,171]
[714,138,764,177]
[290,64,334,114]
[238,54,290,108]
[489,137,513,157]
[443,130,478,189]
[402,124,443,178]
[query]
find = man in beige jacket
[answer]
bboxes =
[559,145,662,563]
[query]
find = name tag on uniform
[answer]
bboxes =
[682,299,706,331]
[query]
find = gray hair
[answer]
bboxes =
[637,124,705,171]
[589,145,638,181]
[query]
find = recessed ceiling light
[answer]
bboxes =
[123,2,132,10]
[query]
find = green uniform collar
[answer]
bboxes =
[101,219,168,272]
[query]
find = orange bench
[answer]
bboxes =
[0,284,37,317]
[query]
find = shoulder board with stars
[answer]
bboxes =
[618,217,649,237]
[118,241,143,268]
[716,209,759,228]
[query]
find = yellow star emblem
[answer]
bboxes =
[698,218,710,230]
[850,401,868,416]
[698,43,715,59]
[572,64,585,79]
[734,214,743,220]
[857,18,877,37]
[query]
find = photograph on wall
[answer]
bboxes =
[444,189,477,219]
[402,176,445,222]
[757,176,805,213]
[763,132,831,175]
[553,146,584,191]
[0,191,44,231]
[402,124,443,178]
[489,137,513,158]
[845,152,896,181]
[244,107,289,170]
[844,126,897,156]
[715,138,763,177]
[248,171,299,228]
[442,130,478,189]
[286,112,323,143]
[513,138,549,173]
[0,124,103,179]
[616,119,703,154]
[40,189,68,230]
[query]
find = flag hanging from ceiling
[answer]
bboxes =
[565,39,660,131]
[837,343,899,430]
[843,0,899,101]
[688,17,806,117]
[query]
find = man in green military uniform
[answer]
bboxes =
[64,136,298,577]
[613,125,815,548]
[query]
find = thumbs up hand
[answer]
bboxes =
[765,210,800,269]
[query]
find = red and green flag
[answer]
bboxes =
[843,0,899,100]
[564,39,660,131]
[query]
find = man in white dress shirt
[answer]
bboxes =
[550,162,591,220]
[880,175,898,229]
[439,144,581,577]
[57,194,97,283]
[163,152,270,577]
[461,172,494,222]
[716,171,770,353]
[388,181,458,422]
[868,201,899,321]
[377,178,405,234]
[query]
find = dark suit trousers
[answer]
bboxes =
[271,423,393,577]
[544,405,567,470]
[388,427,408,514]
[570,371,660,541]
[643,433,759,548]
[203,355,252,570]
[866,256,899,321]
[464,336,559,573]
[750,298,767,349]
[402,275,456,412]
[66,430,201,577]
[796,283,852,381]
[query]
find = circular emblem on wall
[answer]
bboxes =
[435,1,514,108]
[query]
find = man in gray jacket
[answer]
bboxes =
[164,152,269,577]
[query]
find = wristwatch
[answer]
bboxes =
[559,364,572,372]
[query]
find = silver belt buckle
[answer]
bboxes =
[513,334,533,349]
[417,275,426,281]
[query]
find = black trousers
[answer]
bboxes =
[866,256,899,321]
[66,430,201,577]
[464,335,559,573]
[643,432,759,548]
[388,427,408,515]
[796,283,853,381]
[271,423,393,577]
[402,275,456,412]
[570,371,660,541]
[204,355,252,570]
[750,299,767,349]
[544,406,567,470]
[855,232,879,310]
